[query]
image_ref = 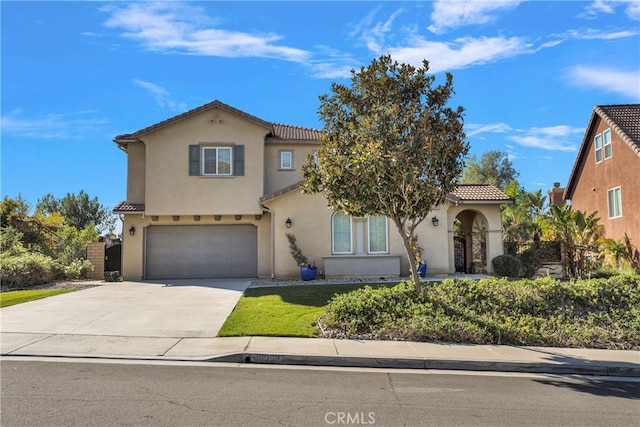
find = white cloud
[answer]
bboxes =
[567,66,640,99]
[466,122,513,137]
[389,36,530,73]
[1,110,108,139]
[133,79,187,112]
[563,28,639,40]
[350,7,404,52]
[428,0,522,34]
[102,2,310,62]
[585,0,640,20]
[507,126,583,152]
[468,122,582,152]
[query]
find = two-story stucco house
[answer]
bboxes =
[113,100,510,280]
[564,104,640,248]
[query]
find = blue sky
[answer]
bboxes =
[2,1,639,217]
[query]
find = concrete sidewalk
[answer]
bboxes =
[1,280,638,376]
[2,333,638,377]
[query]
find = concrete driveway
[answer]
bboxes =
[1,279,250,339]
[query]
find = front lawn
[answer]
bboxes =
[218,282,399,337]
[0,289,75,307]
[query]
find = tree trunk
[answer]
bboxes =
[392,218,422,296]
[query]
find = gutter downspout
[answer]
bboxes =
[260,204,275,279]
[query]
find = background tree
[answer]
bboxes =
[302,55,468,291]
[36,190,115,234]
[460,151,518,190]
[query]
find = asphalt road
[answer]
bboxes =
[1,359,639,426]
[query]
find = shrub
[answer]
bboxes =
[0,252,55,289]
[321,275,640,349]
[492,254,522,277]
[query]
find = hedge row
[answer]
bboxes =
[0,253,93,289]
[322,275,640,349]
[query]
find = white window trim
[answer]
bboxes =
[607,186,622,219]
[202,146,232,176]
[279,150,294,170]
[603,129,612,160]
[367,215,388,254]
[332,212,353,254]
[594,133,603,164]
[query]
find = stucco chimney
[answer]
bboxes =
[548,182,565,207]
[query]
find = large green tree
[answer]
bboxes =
[36,190,115,234]
[302,55,468,291]
[460,151,518,190]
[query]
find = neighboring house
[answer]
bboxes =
[564,104,640,248]
[113,100,511,280]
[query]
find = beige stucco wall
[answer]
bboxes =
[120,213,272,281]
[263,142,319,194]
[140,107,268,215]
[126,141,146,203]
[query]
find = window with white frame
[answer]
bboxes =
[279,150,293,169]
[607,187,622,218]
[368,215,388,253]
[594,134,603,163]
[594,128,613,163]
[332,213,389,254]
[603,129,612,159]
[332,212,352,254]
[203,147,232,176]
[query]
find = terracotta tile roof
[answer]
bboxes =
[260,182,511,204]
[114,100,272,144]
[114,100,322,147]
[596,104,640,154]
[565,104,640,199]
[113,201,145,213]
[259,181,304,203]
[447,184,512,203]
[268,123,323,141]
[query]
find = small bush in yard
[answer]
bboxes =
[0,252,55,289]
[492,254,522,277]
[321,275,640,349]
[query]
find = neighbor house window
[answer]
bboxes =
[607,187,622,218]
[332,212,352,254]
[594,129,612,163]
[594,134,603,163]
[279,150,293,169]
[203,147,232,176]
[603,129,612,159]
[368,215,388,253]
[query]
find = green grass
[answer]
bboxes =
[218,282,399,338]
[0,289,76,307]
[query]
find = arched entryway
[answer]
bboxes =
[453,210,488,274]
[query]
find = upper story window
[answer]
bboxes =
[279,150,293,170]
[594,128,612,163]
[203,147,232,176]
[189,144,244,177]
[607,186,622,219]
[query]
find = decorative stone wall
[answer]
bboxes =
[86,242,105,280]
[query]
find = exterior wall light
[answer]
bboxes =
[431,216,439,227]
[129,226,136,236]
[285,217,292,228]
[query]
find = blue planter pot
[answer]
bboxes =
[418,263,427,278]
[300,266,318,281]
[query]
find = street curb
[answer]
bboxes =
[209,352,640,377]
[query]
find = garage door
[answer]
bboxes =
[145,225,257,279]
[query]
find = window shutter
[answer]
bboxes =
[234,145,245,176]
[189,145,200,176]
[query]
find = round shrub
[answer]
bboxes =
[492,254,522,277]
[0,252,55,289]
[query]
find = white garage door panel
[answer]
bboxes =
[146,225,257,279]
